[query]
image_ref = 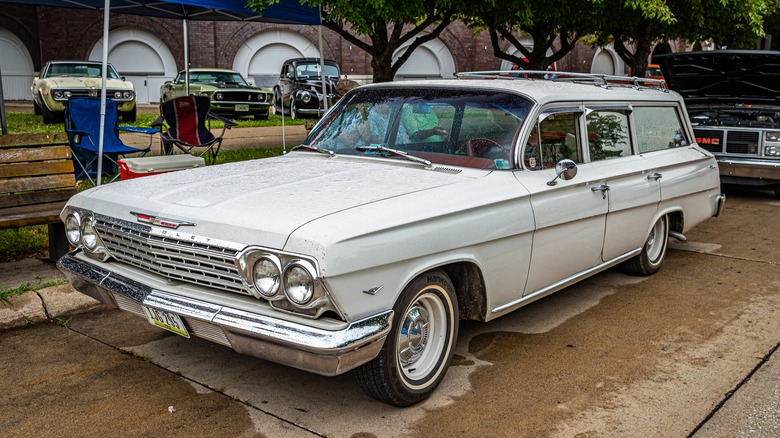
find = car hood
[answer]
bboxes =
[43,77,132,89]
[69,153,480,249]
[656,50,780,105]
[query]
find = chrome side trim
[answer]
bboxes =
[491,248,642,314]
[57,253,393,376]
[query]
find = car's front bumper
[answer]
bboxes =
[717,157,780,185]
[57,252,392,376]
[210,101,270,116]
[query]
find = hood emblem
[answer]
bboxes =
[131,212,195,229]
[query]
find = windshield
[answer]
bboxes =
[295,63,340,79]
[305,87,532,170]
[47,63,121,79]
[188,71,250,86]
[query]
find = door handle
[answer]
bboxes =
[591,184,610,199]
[647,172,662,181]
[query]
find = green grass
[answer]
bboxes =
[0,226,49,262]
[2,111,304,135]
[0,279,68,305]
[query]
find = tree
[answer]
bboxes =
[592,0,773,77]
[248,0,461,83]
[590,0,676,77]
[464,0,601,71]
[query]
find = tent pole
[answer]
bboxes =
[97,0,110,186]
[184,19,189,95]
[318,24,328,114]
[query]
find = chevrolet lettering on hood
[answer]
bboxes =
[657,50,780,198]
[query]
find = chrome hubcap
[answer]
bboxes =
[398,304,429,366]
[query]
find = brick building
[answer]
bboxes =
[1,3,643,104]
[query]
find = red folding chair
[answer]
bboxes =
[152,95,237,164]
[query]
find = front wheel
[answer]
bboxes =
[290,99,298,120]
[621,214,669,276]
[356,269,458,407]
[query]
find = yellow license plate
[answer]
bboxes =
[142,306,190,338]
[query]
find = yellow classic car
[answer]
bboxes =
[160,68,271,120]
[31,60,136,124]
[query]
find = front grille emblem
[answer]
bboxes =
[131,212,195,229]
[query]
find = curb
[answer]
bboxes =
[0,284,103,330]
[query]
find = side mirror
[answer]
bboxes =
[286,72,294,79]
[547,159,578,186]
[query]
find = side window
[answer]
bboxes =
[524,112,582,170]
[633,106,689,152]
[586,110,632,161]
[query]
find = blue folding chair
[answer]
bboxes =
[65,97,158,185]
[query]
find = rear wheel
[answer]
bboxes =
[622,214,669,275]
[356,269,458,407]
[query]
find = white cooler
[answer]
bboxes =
[118,155,206,180]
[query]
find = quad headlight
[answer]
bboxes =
[283,261,316,305]
[766,145,780,157]
[64,212,81,246]
[214,92,224,100]
[62,209,109,261]
[765,131,780,142]
[238,248,326,311]
[252,255,281,298]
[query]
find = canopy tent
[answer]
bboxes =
[0,0,321,183]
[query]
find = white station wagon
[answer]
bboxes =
[58,72,725,406]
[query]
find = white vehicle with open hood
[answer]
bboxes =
[58,71,725,406]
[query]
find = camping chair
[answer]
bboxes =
[64,97,157,186]
[152,95,237,164]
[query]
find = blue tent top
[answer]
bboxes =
[3,0,320,24]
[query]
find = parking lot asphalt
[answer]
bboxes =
[1,186,778,436]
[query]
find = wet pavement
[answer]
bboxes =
[0,186,778,437]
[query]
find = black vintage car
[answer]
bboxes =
[273,58,340,119]
[657,50,780,198]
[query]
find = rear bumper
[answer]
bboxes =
[57,253,392,376]
[717,158,780,184]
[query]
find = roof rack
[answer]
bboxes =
[455,70,668,91]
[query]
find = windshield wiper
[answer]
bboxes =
[292,144,335,157]
[356,145,432,168]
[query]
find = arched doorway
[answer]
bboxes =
[393,36,456,80]
[0,27,34,101]
[233,30,319,88]
[591,46,624,75]
[498,39,558,71]
[89,27,177,104]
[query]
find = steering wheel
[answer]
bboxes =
[463,137,508,158]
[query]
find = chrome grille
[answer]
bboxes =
[694,128,761,156]
[94,216,247,295]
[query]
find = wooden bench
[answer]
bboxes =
[0,141,77,262]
